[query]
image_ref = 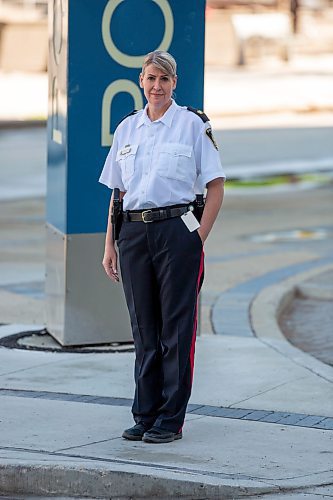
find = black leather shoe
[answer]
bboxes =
[122,423,149,441]
[142,426,182,443]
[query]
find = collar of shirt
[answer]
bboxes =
[136,99,178,129]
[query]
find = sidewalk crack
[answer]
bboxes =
[0,354,86,378]
[257,336,333,384]
[230,377,305,407]
[54,436,121,452]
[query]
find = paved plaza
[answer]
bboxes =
[0,160,332,497]
[0,26,333,497]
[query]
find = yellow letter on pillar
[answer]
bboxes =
[102,0,174,68]
[101,80,144,147]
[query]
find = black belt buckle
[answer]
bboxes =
[142,209,154,223]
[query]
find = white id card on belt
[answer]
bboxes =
[181,211,200,232]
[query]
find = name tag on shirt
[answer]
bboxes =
[120,145,132,155]
[181,211,200,232]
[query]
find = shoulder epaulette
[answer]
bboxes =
[117,109,138,127]
[187,106,209,123]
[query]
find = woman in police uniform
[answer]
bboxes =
[100,50,225,443]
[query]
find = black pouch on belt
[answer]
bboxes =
[193,193,205,222]
[111,188,123,242]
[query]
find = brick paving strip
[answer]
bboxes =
[1,388,332,430]
[212,255,333,337]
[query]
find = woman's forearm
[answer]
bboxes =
[103,190,125,282]
[198,178,224,242]
[104,193,114,250]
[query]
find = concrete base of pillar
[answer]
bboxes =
[45,224,132,346]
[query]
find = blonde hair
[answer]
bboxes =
[141,50,177,77]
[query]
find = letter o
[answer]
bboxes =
[102,0,174,68]
[102,80,144,146]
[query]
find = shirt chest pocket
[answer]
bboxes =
[116,144,138,183]
[158,143,196,184]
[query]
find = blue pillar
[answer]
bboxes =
[47,0,206,345]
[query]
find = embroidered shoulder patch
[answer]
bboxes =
[206,127,219,151]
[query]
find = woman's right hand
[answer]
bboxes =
[102,245,119,282]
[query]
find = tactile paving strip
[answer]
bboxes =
[1,388,332,430]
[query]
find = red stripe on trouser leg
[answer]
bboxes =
[190,249,205,384]
[178,250,204,434]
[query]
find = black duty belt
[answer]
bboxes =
[122,204,193,223]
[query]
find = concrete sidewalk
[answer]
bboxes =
[0,329,332,499]
[0,183,332,498]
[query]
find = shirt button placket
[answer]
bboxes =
[142,129,154,202]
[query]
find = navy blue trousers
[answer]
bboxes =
[117,216,204,432]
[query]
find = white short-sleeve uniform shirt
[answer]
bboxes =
[99,100,226,211]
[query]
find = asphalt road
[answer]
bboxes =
[0,123,332,202]
[215,125,333,178]
[0,127,46,200]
